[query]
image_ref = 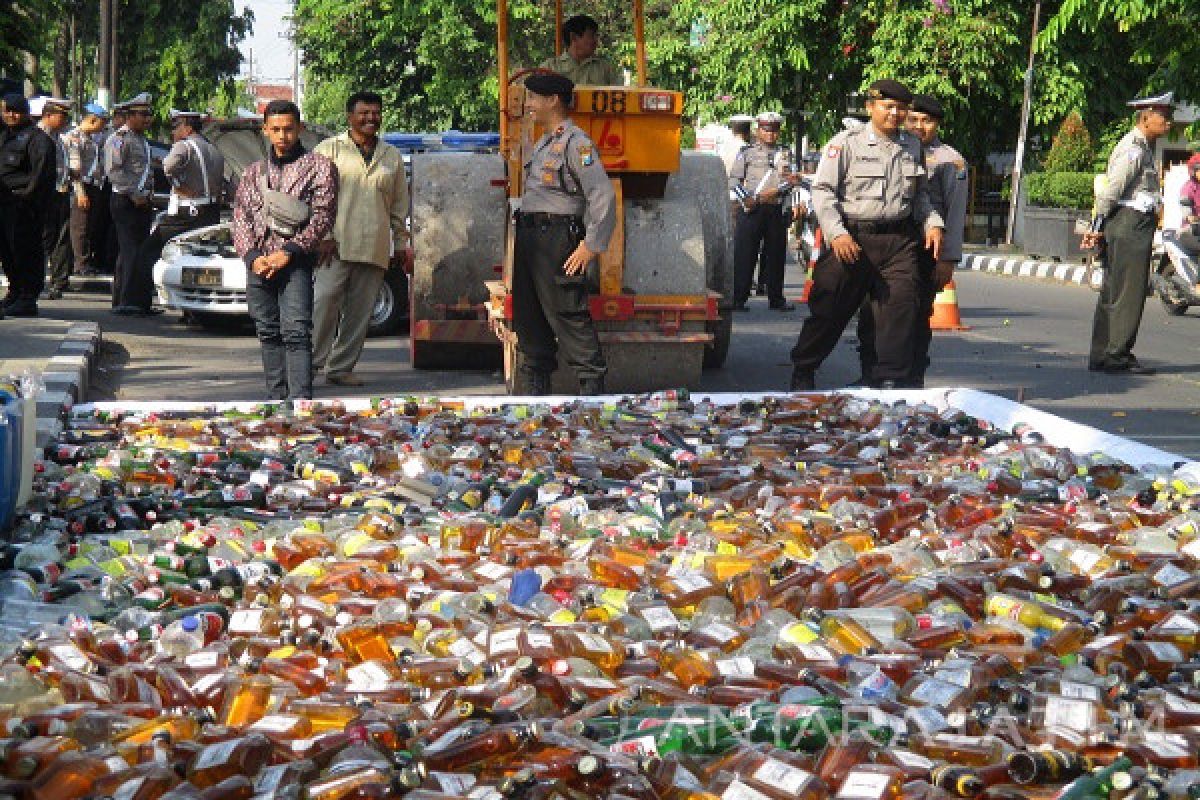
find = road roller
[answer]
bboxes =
[408,0,733,392]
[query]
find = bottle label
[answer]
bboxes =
[250,714,301,734]
[1042,695,1096,732]
[889,749,935,769]
[576,632,613,654]
[909,678,962,707]
[474,561,511,581]
[610,735,659,757]
[113,778,146,800]
[1152,562,1192,587]
[526,630,555,651]
[1058,681,1102,701]
[706,623,741,643]
[796,644,836,661]
[1142,641,1184,662]
[1141,731,1191,758]
[228,608,264,634]
[448,636,485,666]
[347,661,393,691]
[49,643,92,672]
[184,650,221,670]
[1067,547,1102,574]
[673,574,712,593]
[722,779,772,800]
[1157,612,1200,633]
[256,764,291,792]
[905,705,949,733]
[1163,692,1200,713]
[716,657,756,678]
[193,738,240,771]
[752,760,814,793]
[933,667,973,688]
[867,707,907,737]
[836,770,893,799]
[640,606,679,632]
[432,772,478,794]
[489,627,522,655]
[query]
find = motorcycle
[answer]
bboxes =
[1150,228,1200,316]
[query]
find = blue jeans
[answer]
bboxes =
[246,259,314,400]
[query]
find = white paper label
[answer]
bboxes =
[228,608,264,634]
[184,650,221,670]
[432,772,478,794]
[705,623,740,643]
[716,657,756,677]
[193,738,239,771]
[256,764,290,792]
[1069,548,1102,573]
[1142,641,1184,662]
[909,678,962,707]
[50,643,91,672]
[1157,613,1200,633]
[752,760,814,793]
[474,561,511,581]
[837,770,893,799]
[673,574,712,593]
[1042,695,1095,731]
[576,632,613,653]
[905,705,948,733]
[573,676,619,690]
[889,749,934,770]
[722,779,773,800]
[526,630,555,651]
[346,661,393,691]
[641,606,679,632]
[867,707,907,736]
[1142,732,1191,758]
[934,667,973,688]
[112,778,145,800]
[797,644,836,661]
[1059,681,1103,701]
[1163,692,1200,713]
[1153,562,1192,587]
[489,627,522,655]
[250,714,301,734]
[609,735,659,757]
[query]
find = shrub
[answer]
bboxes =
[1041,112,1095,174]
[1025,172,1095,210]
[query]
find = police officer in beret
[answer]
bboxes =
[789,79,944,390]
[1082,91,1174,375]
[512,72,617,396]
[729,111,796,311]
[136,109,225,291]
[105,92,160,315]
[857,93,968,387]
[0,93,56,317]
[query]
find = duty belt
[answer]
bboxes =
[515,211,583,228]
[845,218,915,235]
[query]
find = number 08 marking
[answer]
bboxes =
[590,91,627,114]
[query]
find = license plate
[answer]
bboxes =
[181,267,223,287]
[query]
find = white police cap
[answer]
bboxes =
[1127,90,1174,110]
[756,111,784,126]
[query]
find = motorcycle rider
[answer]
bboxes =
[1179,153,1200,256]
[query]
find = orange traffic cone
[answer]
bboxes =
[929,279,969,331]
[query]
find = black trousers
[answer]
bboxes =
[110,193,154,309]
[69,182,107,273]
[856,247,937,384]
[734,205,787,305]
[137,205,221,281]
[512,216,605,386]
[1090,207,1155,368]
[791,225,921,384]
[0,199,46,301]
[44,191,73,291]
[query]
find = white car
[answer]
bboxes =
[151,119,409,335]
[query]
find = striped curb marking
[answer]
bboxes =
[961,253,1104,289]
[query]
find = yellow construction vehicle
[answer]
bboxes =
[408,0,732,391]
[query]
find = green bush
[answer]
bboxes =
[1025,172,1095,210]
[1041,112,1095,174]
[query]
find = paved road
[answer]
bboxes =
[32,259,1200,459]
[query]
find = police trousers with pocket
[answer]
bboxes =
[110,193,154,309]
[791,224,921,384]
[0,199,46,301]
[1090,206,1155,368]
[512,214,606,387]
[733,204,787,306]
[855,246,937,385]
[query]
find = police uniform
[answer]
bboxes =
[34,97,75,298]
[729,111,793,310]
[1087,92,1172,375]
[136,109,225,290]
[104,93,157,313]
[513,72,617,396]
[789,80,944,389]
[0,93,56,316]
[65,103,110,278]
[539,51,621,86]
[858,94,968,386]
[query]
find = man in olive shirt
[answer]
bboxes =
[313,91,410,387]
[789,79,944,390]
[540,15,622,86]
[1082,91,1173,375]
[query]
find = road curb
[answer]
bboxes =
[35,321,102,449]
[961,253,1104,289]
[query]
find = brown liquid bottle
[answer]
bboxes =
[186,733,273,789]
[420,720,543,771]
[28,750,131,800]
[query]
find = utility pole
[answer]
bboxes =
[109,0,120,103]
[98,0,111,108]
[1006,0,1042,247]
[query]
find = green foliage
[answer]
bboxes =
[1025,171,1095,209]
[1040,112,1094,174]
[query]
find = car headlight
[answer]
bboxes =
[161,242,182,263]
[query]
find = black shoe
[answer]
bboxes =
[112,305,138,316]
[769,302,796,312]
[755,283,767,296]
[131,307,164,317]
[789,366,815,391]
[732,303,750,312]
[77,268,99,277]
[6,301,38,317]
[1104,362,1156,375]
[40,288,63,300]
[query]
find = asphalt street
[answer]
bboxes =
[21,259,1200,459]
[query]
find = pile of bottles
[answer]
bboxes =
[2,391,1200,800]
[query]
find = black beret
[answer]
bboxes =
[526,72,575,99]
[2,93,29,114]
[867,79,913,105]
[911,94,944,119]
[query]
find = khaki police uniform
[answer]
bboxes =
[730,140,791,307]
[513,119,617,395]
[105,95,156,311]
[539,52,621,86]
[790,123,944,387]
[1089,127,1160,371]
[858,136,968,384]
[0,110,56,312]
[137,121,226,290]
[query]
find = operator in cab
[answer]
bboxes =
[512,72,617,397]
[540,14,622,86]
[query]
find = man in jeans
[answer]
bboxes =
[232,100,338,401]
[313,90,410,387]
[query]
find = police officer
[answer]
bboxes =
[1082,92,1174,375]
[789,79,944,390]
[857,93,968,387]
[513,72,617,396]
[64,103,109,280]
[105,93,159,316]
[135,109,225,288]
[33,96,74,300]
[729,111,795,311]
[0,93,56,317]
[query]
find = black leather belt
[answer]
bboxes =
[515,211,583,228]
[845,218,915,235]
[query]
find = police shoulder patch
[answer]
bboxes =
[826,145,842,159]
[954,159,967,180]
[578,144,594,166]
